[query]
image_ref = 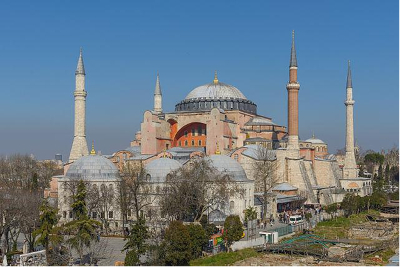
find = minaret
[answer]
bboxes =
[343,60,358,178]
[154,72,162,114]
[69,48,89,163]
[286,30,300,153]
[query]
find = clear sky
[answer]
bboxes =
[0,0,398,160]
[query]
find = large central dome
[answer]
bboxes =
[175,72,257,114]
[185,82,247,100]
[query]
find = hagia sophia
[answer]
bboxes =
[46,31,373,230]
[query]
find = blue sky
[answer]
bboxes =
[0,0,398,160]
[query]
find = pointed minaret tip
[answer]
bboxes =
[346,60,352,88]
[155,72,162,95]
[290,30,298,68]
[213,70,219,84]
[76,47,85,75]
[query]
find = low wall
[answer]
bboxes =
[231,237,265,251]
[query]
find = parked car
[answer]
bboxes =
[289,215,303,225]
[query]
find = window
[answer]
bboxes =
[229,201,235,212]
[63,211,66,218]
[192,128,195,136]
[184,140,188,146]
[115,222,118,228]
[92,212,97,219]
[191,140,195,146]
[184,131,188,137]
[109,184,113,193]
[146,174,151,181]
[179,141,182,146]
[198,126,202,135]
[198,140,202,146]
[127,209,132,217]
[69,211,73,219]
[101,212,105,219]
[109,211,114,219]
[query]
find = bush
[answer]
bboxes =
[124,250,139,266]
[189,248,257,266]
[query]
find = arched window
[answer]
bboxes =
[198,126,202,135]
[146,174,151,181]
[184,140,188,146]
[192,128,195,136]
[109,184,113,193]
[198,140,202,146]
[101,184,106,195]
[184,131,188,137]
[229,201,235,212]
[191,140,195,146]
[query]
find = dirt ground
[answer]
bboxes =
[233,253,371,266]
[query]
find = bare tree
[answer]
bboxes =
[118,161,153,226]
[160,158,237,223]
[252,146,279,223]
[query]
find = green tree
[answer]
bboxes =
[325,204,338,220]
[244,207,257,223]
[123,215,149,265]
[163,221,192,266]
[187,224,208,260]
[64,180,100,260]
[34,200,60,251]
[124,250,139,266]
[222,215,243,252]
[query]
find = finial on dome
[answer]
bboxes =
[90,141,96,155]
[213,70,219,84]
[215,142,221,155]
[312,131,315,139]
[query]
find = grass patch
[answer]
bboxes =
[313,211,378,239]
[365,248,396,265]
[189,248,258,266]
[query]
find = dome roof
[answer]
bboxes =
[206,155,250,182]
[185,82,247,100]
[66,155,119,181]
[305,134,326,144]
[145,158,182,183]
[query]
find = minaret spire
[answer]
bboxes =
[286,30,300,153]
[290,30,297,68]
[69,48,89,162]
[346,60,352,88]
[343,60,358,178]
[76,47,85,75]
[154,72,163,114]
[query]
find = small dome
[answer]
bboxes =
[305,134,326,144]
[207,155,249,182]
[66,155,119,181]
[185,82,247,100]
[145,158,182,183]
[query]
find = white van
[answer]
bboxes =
[289,215,303,225]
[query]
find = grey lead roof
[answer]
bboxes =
[346,60,352,88]
[290,30,297,68]
[76,48,85,75]
[155,72,162,95]
[206,154,251,182]
[65,155,119,181]
[272,182,298,191]
[185,81,247,100]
